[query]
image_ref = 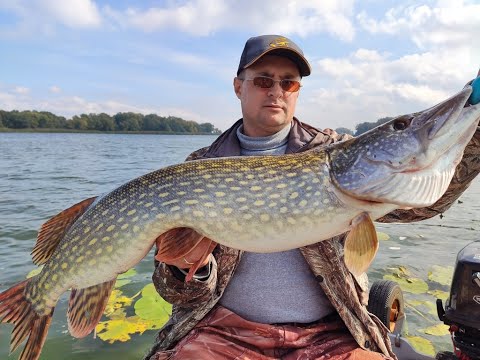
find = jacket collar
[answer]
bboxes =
[202,117,320,158]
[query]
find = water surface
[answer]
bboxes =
[0,132,478,359]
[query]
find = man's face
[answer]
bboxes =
[234,55,301,137]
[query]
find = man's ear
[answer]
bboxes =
[233,77,243,99]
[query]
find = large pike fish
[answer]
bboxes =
[1,86,480,360]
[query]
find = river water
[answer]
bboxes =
[0,132,479,359]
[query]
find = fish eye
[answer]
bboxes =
[392,117,412,131]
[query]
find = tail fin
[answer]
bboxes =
[0,279,53,360]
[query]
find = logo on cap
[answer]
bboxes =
[269,37,290,48]
[474,295,480,305]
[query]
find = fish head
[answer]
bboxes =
[328,86,480,207]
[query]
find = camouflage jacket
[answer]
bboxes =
[144,117,480,360]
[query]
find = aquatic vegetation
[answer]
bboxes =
[383,262,455,355]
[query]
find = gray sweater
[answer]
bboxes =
[218,125,335,324]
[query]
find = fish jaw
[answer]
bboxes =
[328,87,480,208]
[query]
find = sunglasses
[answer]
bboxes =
[242,76,302,92]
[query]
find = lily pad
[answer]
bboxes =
[407,299,437,316]
[376,232,390,241]
[134,284,172,322]
[427,289,449,301]
[419,323,450,337]
[404,336,435,356]
[103,289,136,317]
[383,267,429,294]
[115,268,138,288]
[96,315,150,343]
[427,265,453,286]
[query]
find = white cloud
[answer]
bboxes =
[41,0,101,28]
[298,46,475,130]
[357,1,480,50]
[0,0,101,37]
[14,86,30,94]
[49,85,61,93]
[105,0,356,40]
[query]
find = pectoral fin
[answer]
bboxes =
[344,212,379,277]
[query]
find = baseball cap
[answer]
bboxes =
[237,35,311,77]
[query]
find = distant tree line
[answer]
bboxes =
[335,116,393,137]
[0,110,221,134]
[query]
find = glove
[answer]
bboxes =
[469,76,480,105]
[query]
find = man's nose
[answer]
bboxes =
[268,81,283,97]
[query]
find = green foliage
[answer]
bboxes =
[355,116,393,136]
[334,127,354,135]
[0,109,221,134]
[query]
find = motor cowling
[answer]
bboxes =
[437,241,480,359]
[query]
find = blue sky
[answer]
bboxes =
[0,0,479,131]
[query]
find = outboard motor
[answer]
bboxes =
[437,241,480,360]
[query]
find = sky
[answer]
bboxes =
[0,0,479,132]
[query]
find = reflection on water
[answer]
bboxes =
[0,132,479,359]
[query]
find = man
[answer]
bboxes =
[145,35,480,360]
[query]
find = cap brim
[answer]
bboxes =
[242,47,311,77]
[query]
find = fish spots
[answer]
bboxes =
[106,245,113,253]
[286,172,297,177]
[208,211,218,217]
[246,174,255,180]
[203,174,212,179]
[159,192,169,198]
[76,256,84,263]
[215,192,226,197]
[88,259,96,266]
[193,211,204,217]
[185,199,198,205]
[193,188,205,193]
[243,214,253,220]
[250,186,262,191]
[121,223,129,230]
[177,191,186,196]
[162,199,179,206]
[289,192,299,199]
[225,178,235,182]
[170,206,181,212]
[260,214,270,222]
[299,200,308,207]
[276,184,287,189]
[88,238,98,246]
[127,209,137,216]
[61,263,68,270]
[106,225,115,232]
[287,217,296,225]
[156,213,166,220]
[96,223,105,231]
[223,208,233,215]
[52,274,58,281]
[280,207,288,213]
[236,197,247,203]
[230,186,241,191]
[322,199,330,204]
[102,236,111,242]
[96,248,103,255]
[254,200,265,206]
[83,226,91,234]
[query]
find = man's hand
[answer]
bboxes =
[469,73,480,106]
[155,227,217,281]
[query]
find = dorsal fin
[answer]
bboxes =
[67,279,116,338]
[31,196,97,265]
